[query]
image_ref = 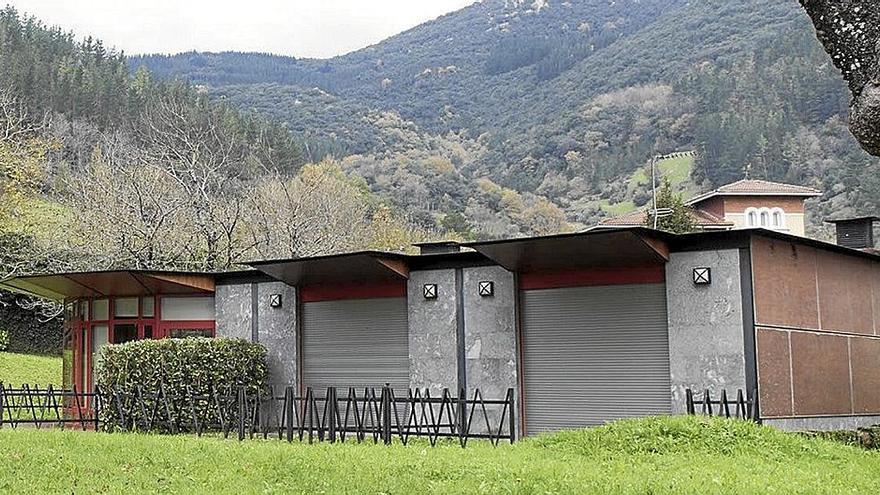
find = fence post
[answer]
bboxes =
[381,384,392,445]
[508,388,516,444]
[94,385,101,431]
[284,386,294,442]
[237,387,246,441]
[327,387,337,443]
[685,388,694,415]
[0,382,4,429]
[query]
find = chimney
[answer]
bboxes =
[825,216,880,250]
[413,241,461,255]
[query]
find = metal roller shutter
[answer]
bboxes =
[521,283,671,435]
[301,297,409,395]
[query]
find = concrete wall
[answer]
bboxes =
[215,281,297,388]
[752,236,880,425]
[665,249,748,413]
[407,269,459,393]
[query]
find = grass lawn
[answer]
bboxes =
[0,351,62,388]
[1,416,878,494]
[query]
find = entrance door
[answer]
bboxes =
[520,283,671,435]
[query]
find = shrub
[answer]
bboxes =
[96,338,268,432]
[0,292,62,355]
[0,328,8,351]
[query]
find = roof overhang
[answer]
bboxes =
[686,190,822,206]
[246,251,410,286]
[465,228,670,273]
[0,271,216,301]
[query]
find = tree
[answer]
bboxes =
[799,1,880,156]
[645,178,696,234]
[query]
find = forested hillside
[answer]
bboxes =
[0,6,456,321]
[132,0,880,236]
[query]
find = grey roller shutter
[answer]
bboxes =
[301,297,409,395]
[521,283,670,435]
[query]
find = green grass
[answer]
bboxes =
[1,416,878,494]
[0,351,62,388]
[603,153,699,216]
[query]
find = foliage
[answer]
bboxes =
[0,293,62,355]
[646,178,697,234]
[0,328,7,351]
[2,416,880,493]
[96,338,268,431]
[0,351,61,386]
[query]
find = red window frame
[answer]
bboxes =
[65,294,215,395]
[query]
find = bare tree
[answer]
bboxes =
[800,1,880,156]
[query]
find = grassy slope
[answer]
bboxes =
[0,352,62,387]
[601,154,698,215]
[1,416,878,494]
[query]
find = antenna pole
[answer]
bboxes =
[651,155,659,230]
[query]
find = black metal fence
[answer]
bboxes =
[685,388,759,422]
[0,382,516,447]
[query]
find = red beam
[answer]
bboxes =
[519,266,665,291]
[300,281,407,303]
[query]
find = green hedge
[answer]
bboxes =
[96,338,268,432]
[0,327,8,351]
[0,292,62,355]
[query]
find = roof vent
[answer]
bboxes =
[825,216,880,250]
[413,241,461,255]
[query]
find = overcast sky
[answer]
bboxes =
[5,0,477,58]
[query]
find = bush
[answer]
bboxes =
[0,292,62,355]
[96,338,268,431]
[0,328,8,351]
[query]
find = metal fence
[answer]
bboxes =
[0,382,516,447]
[685,388,759,421]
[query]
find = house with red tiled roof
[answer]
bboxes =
[599,179,822,236]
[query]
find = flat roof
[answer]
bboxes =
[0,270,216,301]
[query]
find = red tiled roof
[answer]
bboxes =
[599,208,733,228]
[686,179,821,205]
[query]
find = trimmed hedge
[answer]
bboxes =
[0,292,62,355]
[96,338,268,431]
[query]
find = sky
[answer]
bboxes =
[5,0,477,58]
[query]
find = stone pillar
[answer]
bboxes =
[256,281,297,388]
[665,249,748,413]
[462,266,517,401]
[215,281,297,389]
[407,269,459,393]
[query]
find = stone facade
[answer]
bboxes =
[407,269,459,393]
[215,280,297,388]
[665,249,748,413]
[462,266,517,403]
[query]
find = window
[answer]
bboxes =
[141,297,155,317]
[746,208,758,227]
[771,208,785,228]
[93,299,109,320]
[112,324,138,344]
[114,298,138,318]
[759,210,769,227]
[161,296,215,321]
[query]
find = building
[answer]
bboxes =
[599,179,822,236]
[3,213,880,435]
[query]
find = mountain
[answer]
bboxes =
[129,0,880,235]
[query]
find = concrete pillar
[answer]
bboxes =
[665,249,748,413]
